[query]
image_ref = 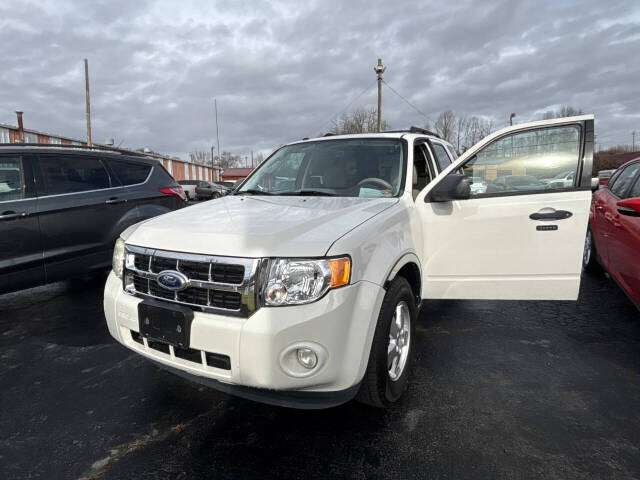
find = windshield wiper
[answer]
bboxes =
[279,190,337,197]
[235,189,274,196]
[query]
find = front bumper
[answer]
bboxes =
[103,272,385,408]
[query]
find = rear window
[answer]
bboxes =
[431,143,452,171]
[108,159,152,185]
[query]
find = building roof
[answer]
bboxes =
[222,167,254,177]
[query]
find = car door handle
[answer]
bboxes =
[529,210,573,221]
[105,197,127,205]
[0,211,27,221]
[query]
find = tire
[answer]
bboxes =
[185,191,191,201]
[583,226,603,274]
[356,276,417,407]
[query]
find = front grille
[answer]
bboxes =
[134,253,245,284]
[123,245,258,317]
[151,256,177,273]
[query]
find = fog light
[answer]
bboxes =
[296,348,318,369]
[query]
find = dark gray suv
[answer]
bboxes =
[0,145,186,294]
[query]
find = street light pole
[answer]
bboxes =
[84,59,92,146]
[374,58,386,133]
[510,113,516,126]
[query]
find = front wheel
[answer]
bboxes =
[583,227,603,274]
[356,277,416,407]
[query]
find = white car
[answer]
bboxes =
[542,170,575,189]
[104,116,595,408]
[177,180,198,200]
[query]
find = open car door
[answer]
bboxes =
[416,115,594,300]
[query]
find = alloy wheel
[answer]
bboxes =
[388,301,411,381]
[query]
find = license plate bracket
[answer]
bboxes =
[138,300,194,349]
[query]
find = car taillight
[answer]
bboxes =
[195,186,198,194]
[159,186,186,202]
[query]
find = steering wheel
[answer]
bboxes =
[356,177,393,190]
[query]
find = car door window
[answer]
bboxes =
[462,125,581,196]
[108,159,152,185]
[0,156,25,202]
[609,163,640,198]
[40,155,111,195]
[630,175,640,198]
[431,143,452,171]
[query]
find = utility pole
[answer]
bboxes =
[84,59,92,146]
[251,151,254,168]
[633,131,636,151]
[510,113,516,126]
[211,145,215,181]
[374,58,386,132]
[214,99,220,162]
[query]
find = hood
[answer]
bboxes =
[126,195,397,257]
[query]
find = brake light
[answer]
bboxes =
[159,186,186,202]
[195,186,199,194]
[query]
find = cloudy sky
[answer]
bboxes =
[1,0,639,159]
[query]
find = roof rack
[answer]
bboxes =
[0,142,159,158]
[384,126,440,138]
[314,127,441,139]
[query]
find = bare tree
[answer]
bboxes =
[434,110,456,143]
[455,115,468,153]
[189,151,210,166]
[542,105,584,119]
[330,107,391,134]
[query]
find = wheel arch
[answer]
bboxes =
[384,253,422,304]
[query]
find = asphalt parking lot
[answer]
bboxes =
[1,273,639,480]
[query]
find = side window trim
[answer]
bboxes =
[415,139,437,179]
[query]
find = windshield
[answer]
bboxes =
[237,138,405,197]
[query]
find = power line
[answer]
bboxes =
[382,79,436,125]
[309,78,378,136]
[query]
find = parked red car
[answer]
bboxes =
[584,158,640,309]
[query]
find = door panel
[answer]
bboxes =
[36,154,126,281]
[605,167,640,305]
[0,154,43,293]
[417,116,594,300]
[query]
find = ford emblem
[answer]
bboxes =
[156,270,189,291]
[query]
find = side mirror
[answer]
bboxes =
[616,197,640,217]
[427,174,471,202]
[590,178,598,192]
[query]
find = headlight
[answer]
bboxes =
[112,237,125,279]
[264,257,350,306]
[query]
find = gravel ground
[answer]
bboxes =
[1,272,639,479]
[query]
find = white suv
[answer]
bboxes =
[104,116,594,408]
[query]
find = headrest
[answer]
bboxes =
[413,166,418,186]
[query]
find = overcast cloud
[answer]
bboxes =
[1,0,639,159]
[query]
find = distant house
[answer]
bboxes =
[221,167,254,181]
